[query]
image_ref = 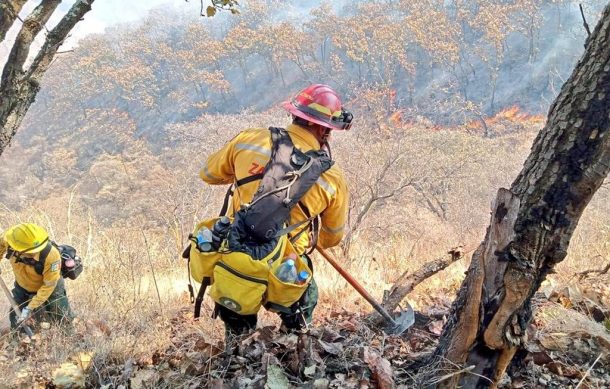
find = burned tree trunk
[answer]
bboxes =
[0,0,94,157]
[432,4,610,388]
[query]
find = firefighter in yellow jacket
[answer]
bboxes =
[1,223,73,330]
[200,84,351,334]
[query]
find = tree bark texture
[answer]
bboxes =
[433,4,610,388]
[0,0,28,42]
[0,0,94,157]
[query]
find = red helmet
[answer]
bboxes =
[281,84,353,130]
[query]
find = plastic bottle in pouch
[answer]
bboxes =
[296,270,310,285]
[196,227,213,252]
[282,252,298,263]
[275,259,297,283]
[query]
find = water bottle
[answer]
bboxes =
[275,259,297,283]
[296,270,310,285]
[196,227,213,252]
[282,252,297,263]
[211,216,231,250]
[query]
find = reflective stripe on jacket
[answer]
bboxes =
[1,236,61,310]
[200,123,348,253]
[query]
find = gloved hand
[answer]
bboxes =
[16,306,31,325]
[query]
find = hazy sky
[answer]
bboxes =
[62,0,200,41]
[0,1,201,63]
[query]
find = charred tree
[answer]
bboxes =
[432,4,610,388]
[0,0,94,157]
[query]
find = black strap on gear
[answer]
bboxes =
[219,173,264,217]
[290,202,320,255]
[194,277,211,319]
[183,241,196,304]
[240,127,332,242]
[13,242,52,275]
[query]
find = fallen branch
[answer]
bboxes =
[380,245,469,313]
[427,365,476,386]
[577,260,610,279]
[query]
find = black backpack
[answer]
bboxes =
[222,127,333,257]
[8,242,83,280]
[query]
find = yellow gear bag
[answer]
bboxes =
[188,217,312,316]
[188,218,222,283]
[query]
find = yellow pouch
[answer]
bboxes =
[188,218,223,283]
[265,240,312,312]
[209,251,270,315]
[207,234,313,315]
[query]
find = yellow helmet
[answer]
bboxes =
[4,223,49,253]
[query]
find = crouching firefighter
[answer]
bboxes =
[186,84,352,337]
[1,223,81,331]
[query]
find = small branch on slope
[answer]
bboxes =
[380,245,471,315]
[577,260,610,279]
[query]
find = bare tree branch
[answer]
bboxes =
[579,4,592,38]
[577,259,610,279]
[0,0,94,157]
[1,0,61,94]
[0,0,28,42]
[27,0,94,83]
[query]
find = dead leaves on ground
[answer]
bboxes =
[124,308,436,389]
[362,347,394,389]
[3,278,609,388]
[512,299,610,388]
[51,352,93,388]
[541,281,610,324]
[102,292,607,388]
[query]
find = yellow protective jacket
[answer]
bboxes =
[200,123,348,254]
[0,236,62,310]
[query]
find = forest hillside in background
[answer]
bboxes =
[1,1,610,387]
[0,0,608,218]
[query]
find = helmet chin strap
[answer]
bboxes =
[322,142,333,161]
[316,127,333,159]
[299,120,333,157]
[321,128,331,143]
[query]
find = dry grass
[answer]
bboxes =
[0,115,608,386]
[0,204,468,386]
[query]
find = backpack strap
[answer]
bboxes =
[218,174,264,217]
[14,242,52,276]
[218,127,284,217]
[290,201,320,255]
[219,127,331,244]
[273,215,316,238]
[194,277,211,319]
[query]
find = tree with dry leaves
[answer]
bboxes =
[0,0,95,157]
[431,3,610,387]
